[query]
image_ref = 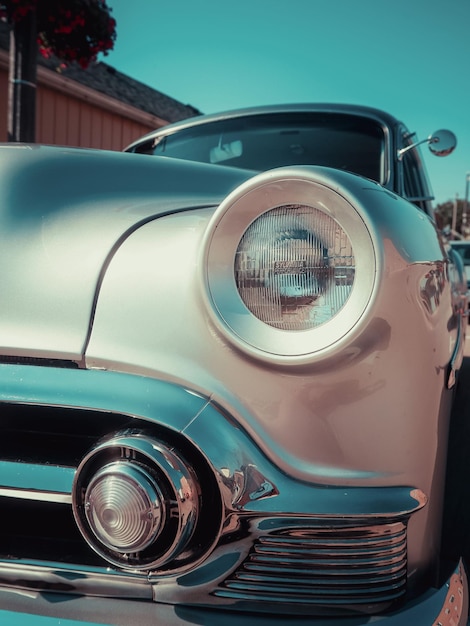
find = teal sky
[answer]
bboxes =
[105,0,469,205]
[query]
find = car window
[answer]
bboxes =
[144,113,386,184]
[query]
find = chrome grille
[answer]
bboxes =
[0,402,219,579]
[216,522,407,609]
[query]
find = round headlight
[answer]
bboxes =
[202,168,377,362]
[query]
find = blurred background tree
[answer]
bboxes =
[435,198,470,240]
[0,0,116,142]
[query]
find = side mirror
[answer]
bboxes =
[428,130,457,157]
[398,129,457,160]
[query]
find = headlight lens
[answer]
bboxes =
[235,204,355,331]
[84,462,164,553]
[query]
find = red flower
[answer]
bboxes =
[1,0,116,69]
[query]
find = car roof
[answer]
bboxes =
[125,103,402,152]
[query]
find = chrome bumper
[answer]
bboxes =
[0,559,467,626]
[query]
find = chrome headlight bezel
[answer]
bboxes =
[201,169,378,363]
[72,432,202,571]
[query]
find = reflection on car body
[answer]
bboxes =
[0,103,468,625]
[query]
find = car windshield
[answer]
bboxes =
[140,113,386,184]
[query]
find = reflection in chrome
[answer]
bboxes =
[216,522,407,612]
[221,464,279,508]
[0,559,153,599]
[420,262,446,315]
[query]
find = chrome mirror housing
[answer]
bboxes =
[428,129,457,157]
[398,129,457,160]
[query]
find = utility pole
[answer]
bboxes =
[463,173,470,240]
[452,193,458,236]
[7,7,37,143]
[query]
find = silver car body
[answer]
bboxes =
[0,104,467,625]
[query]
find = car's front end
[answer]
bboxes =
[0,104,467,625]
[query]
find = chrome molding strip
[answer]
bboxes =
[0,487,72,504]
[0,460,74,504]
[0,560,467,626]
[448,313,465,389]
[0,559,152,600]
[0,363,208,433]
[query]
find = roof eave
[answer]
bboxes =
[0,49,169,128]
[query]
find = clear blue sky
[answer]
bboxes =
[105,0,469,206]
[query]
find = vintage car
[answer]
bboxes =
[0,104,468,625]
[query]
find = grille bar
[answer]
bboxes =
[0,460,74,503]
[217,522,407,607]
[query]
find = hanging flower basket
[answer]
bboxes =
[0,0,116,68]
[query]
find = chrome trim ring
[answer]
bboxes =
[72,432,201,571]
[202,169,377,363]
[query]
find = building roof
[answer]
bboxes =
[0,20,201,124]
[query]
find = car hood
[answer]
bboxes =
[0,144,250,361]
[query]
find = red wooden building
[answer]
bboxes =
[0,22,200,150]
